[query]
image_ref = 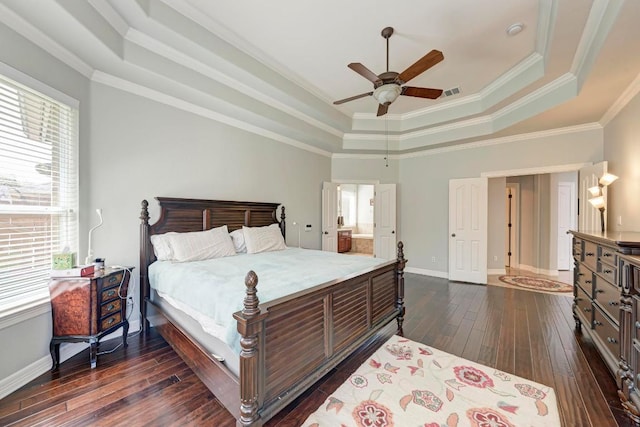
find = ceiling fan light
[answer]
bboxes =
[373,84,401,105]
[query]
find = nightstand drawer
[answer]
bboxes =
[101,299,122,318]
[101,312,122,331]
[101,286,121,302]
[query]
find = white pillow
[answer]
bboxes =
[230,229,247,253]
[150,233,175,261]
[151,226,236,262]
[243,223,286,254]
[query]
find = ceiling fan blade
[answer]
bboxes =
[377,103,389,117]
[348,63,382,84]
[402,86,443,99]
[333,91,373,105]
[397,50,444,84]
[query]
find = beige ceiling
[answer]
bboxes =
[1,0,639,154]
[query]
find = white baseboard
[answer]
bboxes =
[0,318,141,400]
[405,267,449,279]
[488,268,507,275]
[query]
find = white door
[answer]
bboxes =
[578,162,607,232]
[374,184,397,259]
[557,182,576,270]
[322,182,338,252]
[449,177,488,284]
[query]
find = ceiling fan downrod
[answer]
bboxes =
[381,26,394,72]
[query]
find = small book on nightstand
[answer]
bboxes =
[50,264,95,278]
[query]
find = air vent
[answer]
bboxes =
[441,87,461,98]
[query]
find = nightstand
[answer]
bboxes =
[49,267,132,370]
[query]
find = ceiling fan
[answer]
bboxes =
[333,27,444,117]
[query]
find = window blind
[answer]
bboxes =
[0,73,78,315]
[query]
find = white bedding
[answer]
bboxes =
[148,247,389,353]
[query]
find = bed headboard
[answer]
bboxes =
[139,197,285,325]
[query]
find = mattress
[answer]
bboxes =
[148,247,389,354]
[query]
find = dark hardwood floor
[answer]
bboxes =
[0,273,634,426]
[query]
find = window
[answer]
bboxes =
[0,69,78,317]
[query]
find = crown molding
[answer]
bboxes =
[600,71,640,126]
[337,122,601,160]
[0,3,93,78]
[571,0,624,89]
[92,71,333,158]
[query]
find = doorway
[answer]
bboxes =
[322,182,397,259]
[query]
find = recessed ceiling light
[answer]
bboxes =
[506,23,525,36]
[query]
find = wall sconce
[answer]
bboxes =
[587,173,618,233]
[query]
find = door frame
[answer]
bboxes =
[505,183,520,269]
[481,162,589,277]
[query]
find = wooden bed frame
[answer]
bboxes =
[139,197,406,426]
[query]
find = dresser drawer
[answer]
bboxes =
[593,306,620,359]
[594,277,620,324]
[576,264,594,297]
[599,245,618,265]
[575,286,592,326]
[573,237,583,258]
[100,299,122,318]
[583,241,598,270]
[598,263,618,286]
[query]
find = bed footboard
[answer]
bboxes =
[234,242,406,426]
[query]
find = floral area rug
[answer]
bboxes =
[499,275,573,293]
[302,335,560,427]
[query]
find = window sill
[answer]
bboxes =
[0,293,51,330]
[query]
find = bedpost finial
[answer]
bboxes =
[243,271,260,317]
[140,200,150,223]
[396,241,406,270]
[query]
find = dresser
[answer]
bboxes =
[570,231,640,419]
[338,229,352,253]
[49,267,132,370]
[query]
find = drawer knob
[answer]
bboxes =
[607,337,618,344]
[584,307,592,312]
[635,321,640,329]
[594,320,603,326]
[603,253,612,257]
[609,301,620,306]
[107,304,115,311]
[595,289,604,293]
[578,272,585,276]
[107,318,115,325]
[585,280,592,284]
[604,269,613,274]
[107,290,116,297]
[586,252,595,256]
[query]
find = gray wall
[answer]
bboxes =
[604,90,640,231]
[0,22,91,386]
[393,131,602,273]
[0,22,330,391]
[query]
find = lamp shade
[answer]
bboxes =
[599,173,618,186]
[588,196,605,209]
[373,84,401,105]
[588,186,601,197]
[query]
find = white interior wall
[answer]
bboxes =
[604,89,640,231]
